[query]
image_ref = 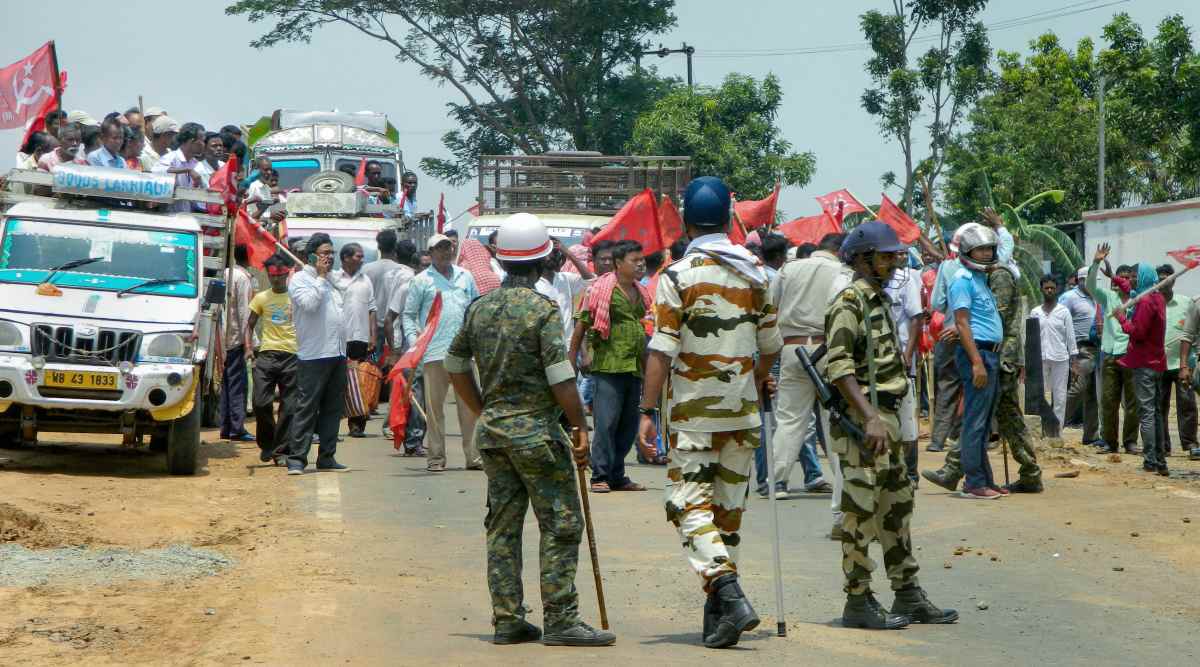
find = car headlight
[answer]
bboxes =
[0,321,27,348]
[142,333,190,359]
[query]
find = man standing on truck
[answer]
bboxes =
[220,245,256,442]
[286,233,350,474]
[248,253,299,463]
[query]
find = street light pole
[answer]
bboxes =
[1097,74,1106,211]
[638,42,695,88]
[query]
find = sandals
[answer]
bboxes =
[590,481,611,493]
[611,480,646,492]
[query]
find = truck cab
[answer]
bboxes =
[0,165,227,474]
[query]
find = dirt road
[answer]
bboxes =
[2,415,1199,665]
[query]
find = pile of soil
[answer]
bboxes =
[0,503,67,549]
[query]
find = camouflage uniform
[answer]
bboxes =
[824,278,921,595]
[942,267,1042,484]
[444,274,582,634]
[650,247,782,591]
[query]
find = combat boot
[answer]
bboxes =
[843,592,909,629]
[921,467,962,493]
[703,574,760,648]
[702,592,720,639]
[542,621,616,647]
[493,620,542,645]
[891,585,959,624]
[1003,478,1044,494]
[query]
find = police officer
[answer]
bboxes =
[825,221,958,629]
[445,213,616,647]
[638,176,783,649]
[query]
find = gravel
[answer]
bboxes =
[0,544,235,588]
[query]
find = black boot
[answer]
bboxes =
[702,592,720,639]
[890,585,959,624]
[843,592,909,630]
[703,574,760,648]
[921,468,962,493]
[1003,478,1044,493]
[493,620,542,645]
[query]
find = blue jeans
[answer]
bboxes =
[590,372,641,485]
[956,346,999,490]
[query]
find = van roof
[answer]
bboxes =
[3,200,203,233]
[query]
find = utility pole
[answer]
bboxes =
[1097,74,1106,211]
[637,42,695,88]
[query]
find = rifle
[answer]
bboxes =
[795,345,866,443]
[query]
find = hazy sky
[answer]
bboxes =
[3,0,1196,219]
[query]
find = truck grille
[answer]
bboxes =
[32,325,140,365]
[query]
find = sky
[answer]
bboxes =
[3,0,1197,220]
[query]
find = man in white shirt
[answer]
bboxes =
[885,261,926,486]
[331,243,377,438]
[193,132,226,188]
[140,114,177,172]
[535,239,592,343]
[152,121,205,212]
[384,241,423,452]
[1031,275,1078,431]
[285,233,350,474]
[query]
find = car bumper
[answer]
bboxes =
[0,355,196,415]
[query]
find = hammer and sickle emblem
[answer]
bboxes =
[12,61,52,114]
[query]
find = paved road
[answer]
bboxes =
[275,408,1200,666]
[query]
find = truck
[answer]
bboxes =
[464,152,692,246]
[250,109,436,254]
[0,165,228,474]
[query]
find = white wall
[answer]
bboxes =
[1083,206,1200,298]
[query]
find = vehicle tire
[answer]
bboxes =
[166,384,202,475]
[301,170,356,194]
[201,384,220,428]
[148,427,168,453]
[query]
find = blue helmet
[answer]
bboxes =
[683,176,731,228]
[839,221,906,260]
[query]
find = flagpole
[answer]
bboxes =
[730,196,750,240]
[48,41,62,113]
[845,190,879,221]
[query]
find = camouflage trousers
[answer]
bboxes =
[837,431,920,595]
[665,428,758,592]
[943,368,1042,484]
[481,440,583,632]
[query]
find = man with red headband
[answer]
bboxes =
[248,253,299,463]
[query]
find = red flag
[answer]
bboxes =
[233,208,280,268]
[20,70,66,148]
[728,218,747,246]
[0,42,57,130]
[1168,246,1200,269]
[876,194,922,244]
[586,188,664,255]
[387,293,443,449]
[436,193,447,233]
[206,154,239,215]
[815,189,866,224]
[467,202,481,216]
[354,158,367,187]
[657,195,684,251]
[779,212,842,247]
[733,184,779,230]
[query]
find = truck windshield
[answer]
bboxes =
[334,158,397,183]
[0,218,198,298]
[270,158,321,191]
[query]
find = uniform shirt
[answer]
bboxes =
[223,265,255,350]
[988,266,1024,368]
[152,149,199,212]
[824,278,909,400]
[249,289,297,354]
[1086,263,1130,355]
[949,268,1003,344]
[1058,286,1096,343]
[402,263,478,364]
[288,266,346,361]
[445,276,575,450]
[1029,302,1077,362]
[330,268,376,344]
[770,249,854,338]
[649,251,783,433]
[930,256,963,314]
[86,146,126,169]
[575,284,646,377]
[1164,294,1192,371]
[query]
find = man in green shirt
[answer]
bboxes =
[569,240,651,494]
[1156,264,1197,455]
[1088,245,1139,454]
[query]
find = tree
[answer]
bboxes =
[626,73,816,201]
[860,0,992,212]
[226,0,678,184]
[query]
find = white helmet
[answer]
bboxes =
[958,224,999,272]
[495,212,552,262]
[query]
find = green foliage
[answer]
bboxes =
[227,0,679,184]
[626,73,816,200]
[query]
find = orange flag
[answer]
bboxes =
[733,184,779,229]
[387,293,443,450]
[586,188,665,255]
[233,208,280,268]
[354,158,367,186]
[657,195,684,251]
[815,188,867,223]
[780,212,842,247]
[876,194,922,244]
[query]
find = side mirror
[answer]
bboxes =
[205,279,226,307]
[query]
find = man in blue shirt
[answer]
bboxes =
[85,119,127,169]
[947,226,1005,499]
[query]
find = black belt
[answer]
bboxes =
[975,341,1000,352]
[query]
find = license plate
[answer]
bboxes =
[42,370,119,390]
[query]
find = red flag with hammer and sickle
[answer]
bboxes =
[0,42,57,130]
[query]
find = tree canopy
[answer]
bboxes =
[626,73,816,201]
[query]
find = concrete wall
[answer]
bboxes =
[1083,204,1200,298]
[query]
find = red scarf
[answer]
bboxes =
[581,272,651,340]
[456,239,501,295]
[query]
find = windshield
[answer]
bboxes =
[269,157,321,191]
[0,218,198,298]
[334,158,397,184]
[467,225,588,247]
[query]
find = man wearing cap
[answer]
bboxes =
[403,233,481,472]
[445,212,615,648]
[824,221,957,629]
[637,176,782,649]
[141,114,178,172]
[1060,265,1101,444]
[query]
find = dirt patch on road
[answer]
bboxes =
[0,502,74,548]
